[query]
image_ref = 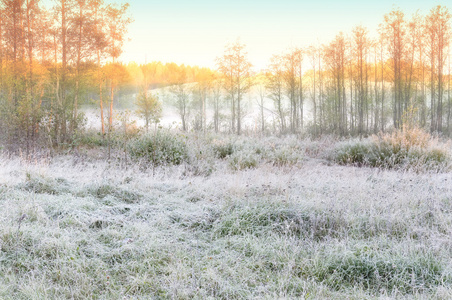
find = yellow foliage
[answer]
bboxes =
[125,124,140,136]
[372,126,431,151]
[372,101,436,151]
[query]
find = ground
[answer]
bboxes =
[0,135,452,299]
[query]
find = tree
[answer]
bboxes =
[324,33,347,134]
[92,0,108,136]
[71,0,100,133]
[104,2,131,131]
[380,8,407,129]
[265,54,286,133]
[0,0,131,151]
[307,46,318,135]
[410,11,427,128]
[51,0,73,143]
[295,48,305,131]
[193,67,214,132]
[425,5,451,132]
[256,79,267,134]
[103,61,129,132]
[352,25,370,136]
[169,68,191,131]
[210,77,222,133]
[217,40,253,135]
[283,48,301,133]
[0,0,48,151]
[136,90,161,131]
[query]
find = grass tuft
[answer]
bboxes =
[86,183,143,203]
[308,245,447,293]
[18,173,70,195]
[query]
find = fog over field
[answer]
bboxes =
[81,84,313,134]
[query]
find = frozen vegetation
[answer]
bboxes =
[1,132,452,299]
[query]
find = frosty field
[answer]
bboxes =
[1,134,452,299]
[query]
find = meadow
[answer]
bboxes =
[1,130,452,299]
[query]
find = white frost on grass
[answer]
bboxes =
[1,142,452,298]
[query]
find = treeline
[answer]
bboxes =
[2,4,452,153]
[0,0,131,152]
[157,6,452,137]
[257,6,452,136]
[125,61,213,91]
[284,6,452,137]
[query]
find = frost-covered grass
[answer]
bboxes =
[1,134,452,299]
[332,127,451,172]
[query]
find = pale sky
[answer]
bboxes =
[121,0,450,70]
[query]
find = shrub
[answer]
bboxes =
[128,130,188,166]
[332,140,372,166]
[369,128,449,170]
[267,146,303,167]
[332,127,450,171]
[228,150,259,170]
[374,126,431,150]
[76,130,108,148]
[212,140,235,159]
[182,135,217,176]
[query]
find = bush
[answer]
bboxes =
[212,140,235,159]
[332,127,450,171]
[333,140,372,166]
[267,146,303,167]
[369,128,449,170]
[128,131,188,166]
[76,130,108,148]
[228,150,259,170]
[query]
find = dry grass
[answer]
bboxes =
[333,127,451,172]
[1,134,452,299]
[373,126,434,150]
